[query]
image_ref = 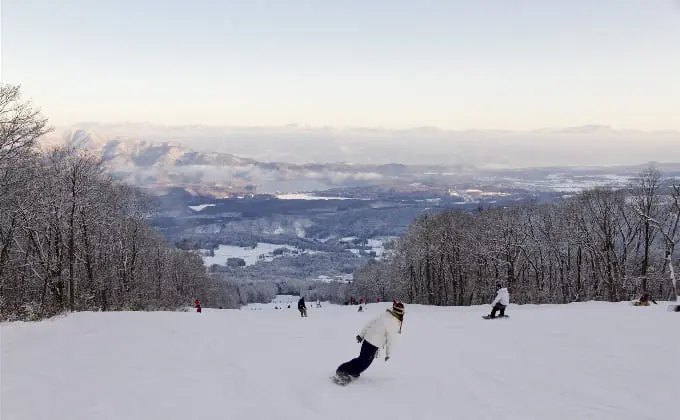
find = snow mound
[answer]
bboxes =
[2,302,678,420]
[188,204,216,211]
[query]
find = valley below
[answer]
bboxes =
[40,129,680,304]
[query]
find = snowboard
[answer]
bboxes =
[482,315,509,320]
[667,304,680,312]
[331,371,356,386]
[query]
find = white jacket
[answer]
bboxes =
[492,288,510,306]
[359,311,401,357]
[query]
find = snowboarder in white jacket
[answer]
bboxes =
[489,283,510,318]
[335,301,405,381]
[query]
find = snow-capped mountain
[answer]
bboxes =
[42,128,256,169]
[39,128,475,197]
[45,122,680,168]
[38,126,680,198]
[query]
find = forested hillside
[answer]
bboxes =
[0,86,239,320]
[349,170,679,305]
[4,84,678,320]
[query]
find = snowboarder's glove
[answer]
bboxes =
[384,356,390,362]
[356,335,363,343]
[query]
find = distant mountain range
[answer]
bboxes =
[44,122,680,168]
[38,125,680,198]
[39,128,478,197]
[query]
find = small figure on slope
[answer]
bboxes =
[194,299,202,313]
[633,292,657,306]
[334,301,405,384]
[486,283,509,319]
[298,297,308,317]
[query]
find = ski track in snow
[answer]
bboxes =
[1,302,678,420]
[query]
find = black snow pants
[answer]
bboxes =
[490,303,506,318]
[337,340,379,378]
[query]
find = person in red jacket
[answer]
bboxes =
[195,299,202,313]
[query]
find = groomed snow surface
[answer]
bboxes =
[2,301,678,420]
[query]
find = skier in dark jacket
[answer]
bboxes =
[634,292,657,306]
[298,297,308,317]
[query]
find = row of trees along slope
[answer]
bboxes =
[0,85,239,321]
[349,169,679,306]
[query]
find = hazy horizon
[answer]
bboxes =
[3,0,680,131]
[42,121,680,168]
[46,120,680,134]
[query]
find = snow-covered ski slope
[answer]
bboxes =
[2,301,678,420]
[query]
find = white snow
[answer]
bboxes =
[344,237,396,259]
[503,173,635,193]
[275,193,357,200]
[316,273,353,283]
[245,294,303,309]
[2,302,679,420]
[366,238,389,257]
[188,204,216,211]
[201,242,302,266]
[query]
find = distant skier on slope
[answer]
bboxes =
[487,283,509,318]
[195,299,202,313]
[334,301,405,383]
[298,297,308,317]
[633,292,657,306]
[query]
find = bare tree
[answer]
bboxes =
[0,88,240,320]
[631,166,662,293]
[1,145,240,320]
[632,183,680,301]
[356,173,678,307]
[0,84,52,167]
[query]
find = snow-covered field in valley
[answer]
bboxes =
[201,242,304,267]
[2,301,678,420]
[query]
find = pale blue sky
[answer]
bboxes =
[3,0,680,130]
